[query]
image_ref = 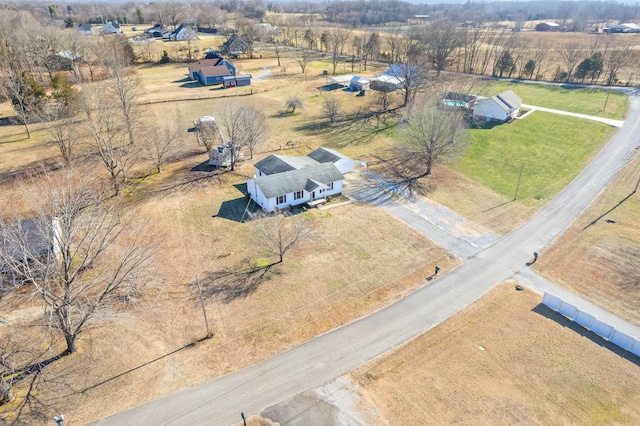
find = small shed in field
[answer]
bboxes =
[535,22,560,32]
[208,142,244,167]
[350,76,370,91]
[222,75,251,88]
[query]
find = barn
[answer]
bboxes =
[535,22,560,32]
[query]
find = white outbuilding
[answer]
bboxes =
[472,90,522,123]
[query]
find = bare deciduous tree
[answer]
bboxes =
[560,41,585,82]
[294,49,313,76]
[214,101,269,168]
[250,211,314,264]
[101,36,141,147]
[143,119,181,173]
[327,28,352,75]
[39,107,82,166]
[424,20,463,76]
[322,95,341,124]
[286,96,303,114]
[82,89,138,195]
[0,169,154,355]
[361,32,380,70]
[400,98,469,178]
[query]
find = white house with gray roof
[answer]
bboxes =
[247,148,353,212]
[472,90,522,123]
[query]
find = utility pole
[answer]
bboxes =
[514,161,525,201]
[194,276,211,339]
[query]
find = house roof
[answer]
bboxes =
[475,96,511,113]
[1,220,51,271]
[78,23,92,31]
[223,34,251,54]
[255,163,343,199]
[539,22,560,27]
[328,75,353,84]
[200,66,231,78]
[189,59,220,73]
[496,90,522,109]
[254,155,319,175]
[307,147,350,164]
[372,75,403,85]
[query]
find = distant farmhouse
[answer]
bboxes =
[101,21,121,34]
[188,56,236,85]
[164,24,198,41]
[77,23,93,35]
[144,24,165,37]
[188,54,252,87]
[247,148,355,212]
[472,90,522,123]
[604,23,640,33]
[535,22,560,31]
[221,34,252,57]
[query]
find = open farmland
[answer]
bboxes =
[353,282,640,425]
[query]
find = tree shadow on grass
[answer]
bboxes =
[198,266,275,304]
[531,303,640,367]
[136,164,232,202]
[583,177,639,229]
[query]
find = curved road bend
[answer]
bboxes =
[96,96,640,426]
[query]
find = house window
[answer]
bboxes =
[328,182,334,190]
[319,189,325,194]
[277,195,286,204]
[294,191,303,200]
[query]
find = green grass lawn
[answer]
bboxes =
[454,112,616,203]
[486,81,628,120]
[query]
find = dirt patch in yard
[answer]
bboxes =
[353,282,640,425]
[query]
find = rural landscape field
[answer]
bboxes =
[0,1,639,425]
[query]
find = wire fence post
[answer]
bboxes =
[514,161,525,201]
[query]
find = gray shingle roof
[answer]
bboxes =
[307,147,349,164]
[255,163,343,199]
[254,155,319,175]
[496,90,522,109]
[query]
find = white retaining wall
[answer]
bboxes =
[542,292,640,358]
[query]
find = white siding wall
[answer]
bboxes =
[248,180,343,213]
[334,159,355,174]
[474,100,509,122]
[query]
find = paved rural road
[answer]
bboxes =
[95,94,640,426]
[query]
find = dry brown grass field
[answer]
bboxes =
[353,282,640,425]
[535,148,640,326]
